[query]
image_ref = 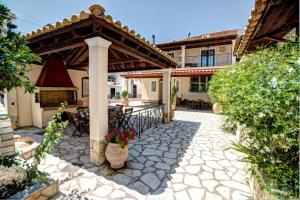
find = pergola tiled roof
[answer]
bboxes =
[121,66,226,79]
[26,4,179,72]
[234,0,299,57]
[156,30,241,50]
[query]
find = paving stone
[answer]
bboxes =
[143,166,156,173]
[205,192,223,200]
[92,185,113,197]
[156,170,166,180]
[113,174,131,185]
[220,181,251,193]
[173,183,188,192]
[171,173,184,183]
[215,170,230,180]
[130,181,149,194]
[147,156,161,162]
[129,162,144,170]
[199,171,214,180]
[154,162,171,170]
[136,156,147,163]
[163,157,177,165]
[140,173,160,190]
[130,149,140,157]
[110,190,126,198]
[158,146,168,151]
[145,160,155,167]
[184,174,201,187]
[216,186,230,199]
[184,165,201,174]
[202,180,219,192]
[142,148,163,156]
[174,190,190,200]
[164,152,177,159]
[188,188,205,200]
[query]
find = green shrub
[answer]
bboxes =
[121,90,128,98]
[170,83,177,105]
[208,41,299,199]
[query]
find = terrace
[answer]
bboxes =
[17,107,252,199]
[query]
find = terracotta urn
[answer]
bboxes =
[212,102,222,114]
[123,97,129,107]
[105,143,128,169]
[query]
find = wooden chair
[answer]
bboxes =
[66,112,86,137]
[119,107,134,131]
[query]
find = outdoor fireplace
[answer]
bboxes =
[35,54,78,108]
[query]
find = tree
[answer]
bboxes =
[0,4,40,93]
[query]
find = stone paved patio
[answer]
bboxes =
[37,108,252,200]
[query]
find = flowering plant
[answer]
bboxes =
[105,128,136,148]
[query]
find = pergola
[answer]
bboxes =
[26,4,179,165]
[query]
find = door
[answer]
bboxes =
[132,85,137,98]
[110,88,116,98]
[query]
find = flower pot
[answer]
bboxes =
[122,98,129,107]
[212,102,222,114]
[105,143,128,169]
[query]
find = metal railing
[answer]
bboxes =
[125,104,164,138]
[174,53,232,67]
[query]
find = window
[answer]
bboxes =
[150,80,157,93]
[82,77,89,97]
[167,52,175,58]
[201,50,215,66]
[190,76,211,93]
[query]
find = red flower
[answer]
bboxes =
[130,128,134,132]
[121,132,126,138]
[115,128,120,133]
[123,138,128,145]
[107,131,114,139]
[130,133,135,141]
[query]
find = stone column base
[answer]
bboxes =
[90,139,107,165]
[163,112,170,124]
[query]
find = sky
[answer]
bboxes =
[0,0,254,44]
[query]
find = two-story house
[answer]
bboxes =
[122,29,242,106]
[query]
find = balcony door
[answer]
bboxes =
[201,49,215,66]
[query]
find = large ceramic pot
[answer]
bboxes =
[105,143,128,169]
[122,97,129,107]
[212,102,222,114]
[170,103,176,121]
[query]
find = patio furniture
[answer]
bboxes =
[66,112,88,137]
[188,100,193,109]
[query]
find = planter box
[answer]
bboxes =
[9,180,58,200]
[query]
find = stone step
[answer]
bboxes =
[0,132,14,141]
[0,145,15,154]
[0,139,14,147]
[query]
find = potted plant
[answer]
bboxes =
[170,84,177,120]
[105,128,135,169]
[121,90,129,106]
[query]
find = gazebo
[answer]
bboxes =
[26,4,179,165]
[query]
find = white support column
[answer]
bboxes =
[85,36,112,165]
[162,68,171,123]
[181,45,186,68]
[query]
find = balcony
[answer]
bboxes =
[175,53,232,67]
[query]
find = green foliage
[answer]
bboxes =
[208,41,299,199]
[0,4,41,93]
[28,103,68,182]
[170,82,177,105]
[121,90,128,98]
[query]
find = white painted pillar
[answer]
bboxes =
[181,45,186,68]
[85,36,112,165]
[162,68,171,123]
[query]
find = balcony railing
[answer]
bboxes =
[174,53,232,67]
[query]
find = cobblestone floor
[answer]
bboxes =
[37,108,252,200]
